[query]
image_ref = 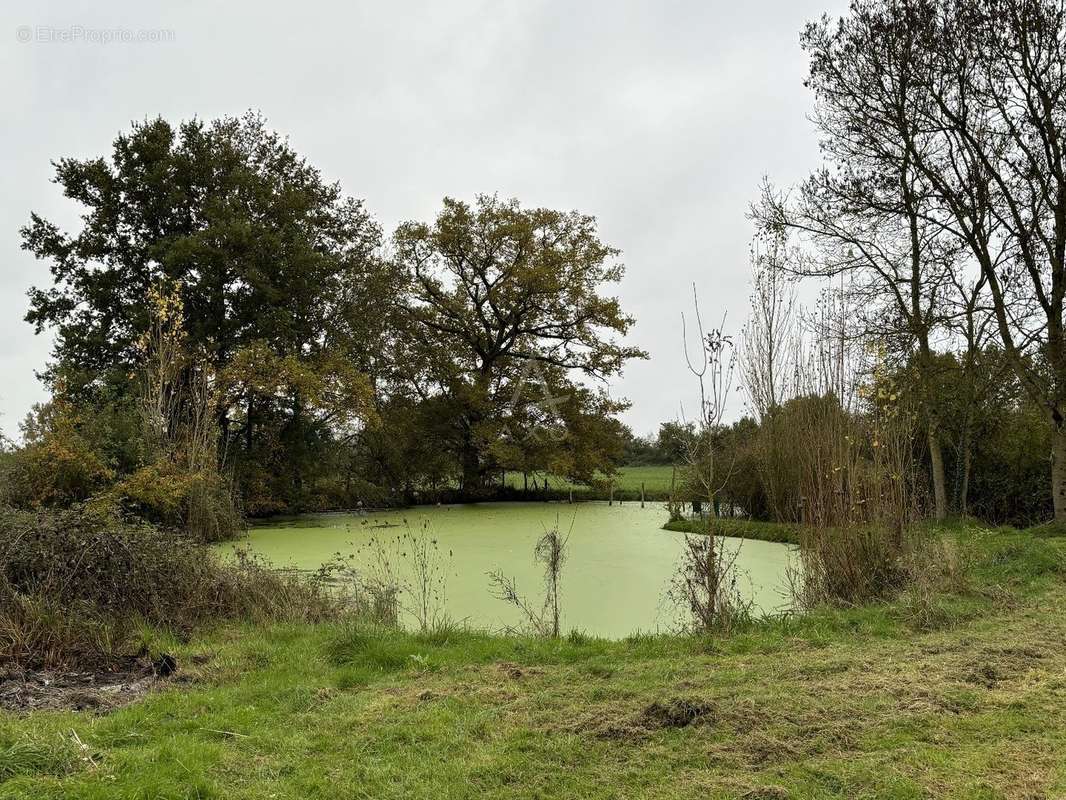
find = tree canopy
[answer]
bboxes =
[15,122,646,512]
[391,195,646,492]
[21,113,387,510]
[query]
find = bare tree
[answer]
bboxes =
[681,286,736,511]
[943,271,997,515]
[801,0,1066,520]
[670,288,751,631]
[753,87,960,520]
[740,229,798,420]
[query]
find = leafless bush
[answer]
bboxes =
[358,522,451,632]
[668,524,753,634]
[789,525,907,608]
[0,505,353,667]
[489,522,570,637]
[790,524,972,619]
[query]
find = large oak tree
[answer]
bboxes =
[392,195,645,494]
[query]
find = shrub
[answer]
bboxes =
[792,524,977,611]
[108,461,244,543]
[0,505,350,667]
[489,523,569,637]
[0,401,115,509]
[667,520,753,634]
[791,525,909,607]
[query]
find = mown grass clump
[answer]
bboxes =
[0,505,349,667]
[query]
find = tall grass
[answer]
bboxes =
[356,522,449,632]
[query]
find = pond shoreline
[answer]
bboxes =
[224,502,793,639]
[244,489,676,522]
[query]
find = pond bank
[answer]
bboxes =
[4,523,1063,798]
[662,517,804,545]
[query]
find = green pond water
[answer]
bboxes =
[219,502,794,638]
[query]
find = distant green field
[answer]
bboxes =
[504,465,677,493]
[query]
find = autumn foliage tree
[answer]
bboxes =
[16,118,647,513]
[392,196,645,495]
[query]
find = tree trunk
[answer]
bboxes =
[461,446,483,498]
[958,409,973,517]
[462,433,488,501]
[1052,420,1066,521]
[244,392,254,451]
[928,426,948,521]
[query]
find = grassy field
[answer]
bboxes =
[1,523,1064,799]
[505,465,677,493]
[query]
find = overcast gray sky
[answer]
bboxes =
[0,0,846,440]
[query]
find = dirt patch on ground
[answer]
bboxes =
[640,698,715,729]
[962,645,1047,688]
[736,787,791,800]
[0,654,185,713]
[566,697,716,740]
[495,661,543,680]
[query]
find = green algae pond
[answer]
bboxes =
[219,502,794,638]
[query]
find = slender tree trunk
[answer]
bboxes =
[928,426,948,521]
[959,422,972,517]
[291,392,304,494]
[915,335,946,520]
[901,155,949,522]
[1052,419,1066,522]
[244,392,254,451]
